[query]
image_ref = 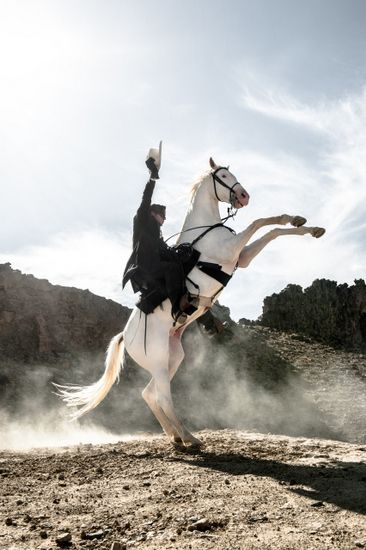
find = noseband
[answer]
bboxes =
[212,167,241,208]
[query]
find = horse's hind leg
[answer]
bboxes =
[142,379,179,440]
[151,360,201,447]
[167,330,190,444]
[142,331,199,445]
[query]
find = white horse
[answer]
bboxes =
[57,158,325,446]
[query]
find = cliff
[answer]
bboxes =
[259,278,366,350]
[0,262,131,363]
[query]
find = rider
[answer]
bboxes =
[122,147,192,323]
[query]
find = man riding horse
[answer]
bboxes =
[123,143,196,324]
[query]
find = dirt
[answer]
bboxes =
[1,429,366,550]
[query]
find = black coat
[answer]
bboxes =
[122,179,172,292]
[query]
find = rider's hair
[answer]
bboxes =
[150,204,166,217]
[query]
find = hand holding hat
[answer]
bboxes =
[146,140,162,180]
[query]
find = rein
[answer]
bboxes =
[164,214,235,244]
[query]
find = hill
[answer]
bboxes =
[259,278,366,351]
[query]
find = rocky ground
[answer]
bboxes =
[0,430,366,550]
[1,327,366,550]
[254,326,366,444]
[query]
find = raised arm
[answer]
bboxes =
[135,178,156,222]
[133,142,162,239]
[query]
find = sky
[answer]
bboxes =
[1,0,366,320]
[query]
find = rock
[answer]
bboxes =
[84,529,104,540]
[188,518,215,532]
[310,501,325,508]
[56,532,72,545]
[0,263,131,364]
[261,279,366,351]
[110,543,126,550]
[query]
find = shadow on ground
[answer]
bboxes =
[130,447,366,516]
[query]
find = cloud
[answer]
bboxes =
[0,227,136,309]
[241,87,333,133]
[214,80,366,318]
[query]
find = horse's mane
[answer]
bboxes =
[190,169,212,202]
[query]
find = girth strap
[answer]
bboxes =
[196,261,232,287]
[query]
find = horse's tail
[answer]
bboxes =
[55,331,125,420]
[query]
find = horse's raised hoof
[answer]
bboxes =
[311,227,326,238]
[292,216,307,227]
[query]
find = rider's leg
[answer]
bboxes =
[158,261,195,321]
[238,225,325,268]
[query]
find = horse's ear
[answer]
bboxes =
[209,157,218,169]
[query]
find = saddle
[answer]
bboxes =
[136,244,201,314]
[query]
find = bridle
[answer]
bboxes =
[165,166,241,245]
[212,166,241,209]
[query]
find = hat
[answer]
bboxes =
[147,141,162,170]
[150,204,166,216]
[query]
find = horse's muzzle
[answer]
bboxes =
[235,187,250,208]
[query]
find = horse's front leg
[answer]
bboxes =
[238,225,325,268]
[227,215,307,260]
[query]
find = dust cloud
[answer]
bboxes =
[0,409,130,451]
[0,358,145,451]
[174,323,343,442]
[1,321,364,449]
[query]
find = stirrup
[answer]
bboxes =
[173,310,188,325]
[184,293,199,315]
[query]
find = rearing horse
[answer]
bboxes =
[57,158,325,446]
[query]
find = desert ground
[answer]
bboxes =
[1,429,366,550]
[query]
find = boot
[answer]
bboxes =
[172,292,199,324]
[179,292,199,315]
[173,310,188,324]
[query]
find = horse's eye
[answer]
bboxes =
[222,174,226,178]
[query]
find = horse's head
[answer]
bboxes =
[209,157,249,209]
